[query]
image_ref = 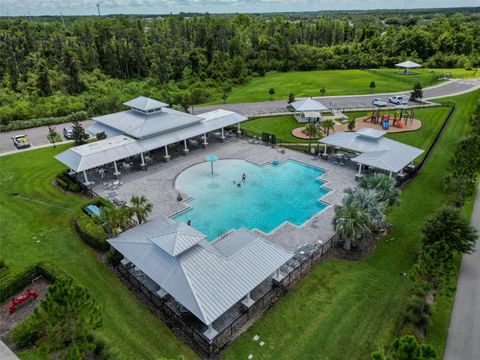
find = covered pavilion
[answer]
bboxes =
[54,97,248,185]
[395,61,422,74]
[290,98,329,123]
[108,216,293,340]
[318,128,423,179]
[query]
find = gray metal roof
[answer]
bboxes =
[395,61,421,69]
[55,109,248,173]
[149,222,206,256]
[123,96,169,112]
[54,136,144,172]
[320,129,423,173]
[291,98,329,112]
[108,218,292,325]
[93,107,202,139]
[86,122,124,138]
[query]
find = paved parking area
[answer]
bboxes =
[92,138,357,251]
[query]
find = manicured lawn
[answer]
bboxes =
[0,147,197,360]
[241,106,451,149]
[221,90,479,360]
[224,70,414,103]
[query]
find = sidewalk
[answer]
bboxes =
[444,182,480,360]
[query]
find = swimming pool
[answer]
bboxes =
[172,159,330,240]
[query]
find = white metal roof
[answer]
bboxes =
[86,122,124,138]
[123,96,169,112]
[395,61,421,69]
[55,109,248,172]
[54,136,144,172]
[320,129,424,173]
[291,98,329,112]
[108,218,292,326]
[93,107,202,139]
[149,222,206,256]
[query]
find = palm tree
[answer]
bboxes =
[99,207,123,237]
[305,122,318,154]
[332,202,373,250]
[347,118,356,131]
[130,195,153,224]
[320,119,336,136]
[359,173,401,206]
[342,187,387,231]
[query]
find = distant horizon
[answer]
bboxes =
[0,1,478,17]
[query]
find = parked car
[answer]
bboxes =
[11,134,31,149]
[372,98,388,107]
[63,126,90,140]
[389,95,408,105]
[63,126,74,139]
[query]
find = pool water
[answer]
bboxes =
[172,159,330,240]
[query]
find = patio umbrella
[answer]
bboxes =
[205,155,218,174]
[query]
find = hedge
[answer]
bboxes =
[10,316,42,348]
[0,262,72,302]
[0,111,89,133]
[55,171,82,193]
[74,198,113,252]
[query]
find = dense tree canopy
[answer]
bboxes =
[0,10,479,125]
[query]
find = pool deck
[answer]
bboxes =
[94,138,357,251]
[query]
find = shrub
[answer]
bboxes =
[55,171,82,193]
[75,215,110,252]
[66,111,89,122]
[0,265,39,302]
[106,249,123,266]
[10,316,41,348]
[37,261,72,284]
[0,111,89,133]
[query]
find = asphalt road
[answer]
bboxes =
[444,182,480,360]
[195,78,480,116]
[1,78,479,155]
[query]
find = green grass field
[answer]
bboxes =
[217,68,478,104]
[222,90,479,360]
[0,149,197,359]
[241,106,451,148]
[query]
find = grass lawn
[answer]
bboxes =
[223,69,414,103]
[241,106,451,148]
[221,90,479,360]
[0,147,197,360]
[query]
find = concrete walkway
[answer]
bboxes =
[0,341,19,360]
[444,182,480,360]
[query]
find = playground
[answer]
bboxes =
[292,108,422,139]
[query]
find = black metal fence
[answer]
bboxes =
[115,234,337,359]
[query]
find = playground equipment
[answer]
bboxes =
[363,107,415,130]
[8,289,38,314]
[382,114,390,130]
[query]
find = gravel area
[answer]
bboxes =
[0,279,50,342]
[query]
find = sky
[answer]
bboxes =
[0,0,478,17]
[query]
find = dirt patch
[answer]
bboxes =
[0,278,50,342]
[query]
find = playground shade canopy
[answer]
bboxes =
[291,98,329,112]
[319,128,424,173]
[108,216,293,326]
[395,61,421,69]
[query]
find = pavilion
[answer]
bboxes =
[108,216,293,340]
[55,97,248,185]
[318,128,423,179]
[395,61,422,74]
[290,98,329,123]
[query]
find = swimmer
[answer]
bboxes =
[237,183,241,188]
[187,220,192,226]
[242,173,246,182]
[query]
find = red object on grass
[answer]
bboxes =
[8,289,38,314]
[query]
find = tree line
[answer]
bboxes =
[0,11,479,125]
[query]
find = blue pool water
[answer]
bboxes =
[172,159,330,240]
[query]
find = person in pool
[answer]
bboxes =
[187,220,191,226]
[242,173,246,183]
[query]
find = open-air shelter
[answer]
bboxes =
[395,61,422,74]
[108,216,293,340]
[290,98,329,123]
[54,97,248,185]
[318,128,424,178]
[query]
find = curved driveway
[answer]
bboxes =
[195,78,480,116]
[1,78,479,155]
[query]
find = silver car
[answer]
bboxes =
[388,95,408,105]
[372,98,388,107]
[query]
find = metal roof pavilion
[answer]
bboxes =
[291,98,329,112]
[319,129,424,174]
[123,96,169,112]
[395,61,422,69]
[108,217,293,328]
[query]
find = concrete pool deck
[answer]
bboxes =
[94,138,357,251]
